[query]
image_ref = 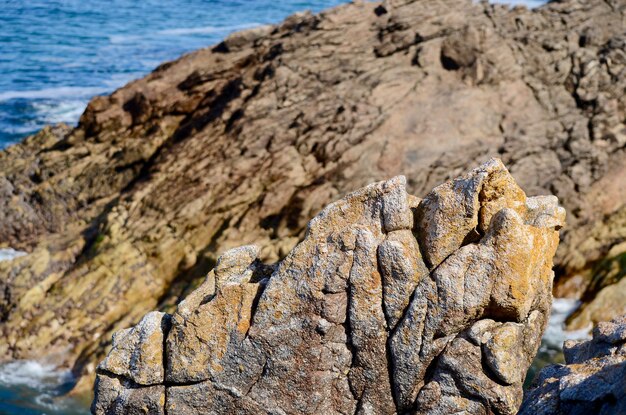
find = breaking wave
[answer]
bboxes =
[0,248,27,262]
[0,360,89,415]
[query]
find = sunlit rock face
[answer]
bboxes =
[92,159,564,415]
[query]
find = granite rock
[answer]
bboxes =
[93,160,564,414]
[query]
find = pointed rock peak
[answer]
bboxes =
[97,311,170,386]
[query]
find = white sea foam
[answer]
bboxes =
[108,23,260,45]
[107,33,143,44]
[541,298,592,351]
[487,0,547,7]
[0,86,108,102]
[0,360,87,414]
[0,248,27,262]
[33,100,87,124]
[0,360,72,390]
[157,23,260,36]
[2,123,42,135]
[26,74,144,127]
[102,72,143,89]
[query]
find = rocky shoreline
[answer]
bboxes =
[0,0,624,401]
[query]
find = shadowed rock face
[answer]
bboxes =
[0,0,623,389]
[92,159,565,415]
[521,314,626,415]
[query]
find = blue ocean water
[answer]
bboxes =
[0,360,88,415]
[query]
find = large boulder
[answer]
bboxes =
[93,159,565,414]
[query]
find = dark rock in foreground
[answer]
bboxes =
[92,159,565,414]
[521,314,626,415]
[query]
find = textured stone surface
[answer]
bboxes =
[521,314,626,415]
[98,311,169,385]
[92,160,564,414]
[0,0,623,391]
[92,375,165,415]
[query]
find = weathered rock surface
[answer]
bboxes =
[521,314,626,415]
[93,159,565,414]
[0,0,623,390]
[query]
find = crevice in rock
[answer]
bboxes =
[374,5,387,16]
[344,273,359,403]
[376,236,401,413]
[162,318,170,415]
[385,336,400,413]
[0,285,11,323]
[163,377,208,388]
[95,368,159,389]
[441,53,461,71]
[245,279,268,338]
[410,352,443,413]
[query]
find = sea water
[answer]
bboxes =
[0,361,88,415]
[1,0,550,413]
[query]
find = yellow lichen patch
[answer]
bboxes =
[487,209,534,321]
[168,280,260,381]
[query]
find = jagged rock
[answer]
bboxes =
[92,159,564,414]
[0,0,623,391]
[520,314,626,415]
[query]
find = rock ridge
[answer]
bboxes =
[92,159,565,414]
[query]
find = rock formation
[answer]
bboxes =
[92,159,565,415]
[521,314,626,415]
[0,0,623,390]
